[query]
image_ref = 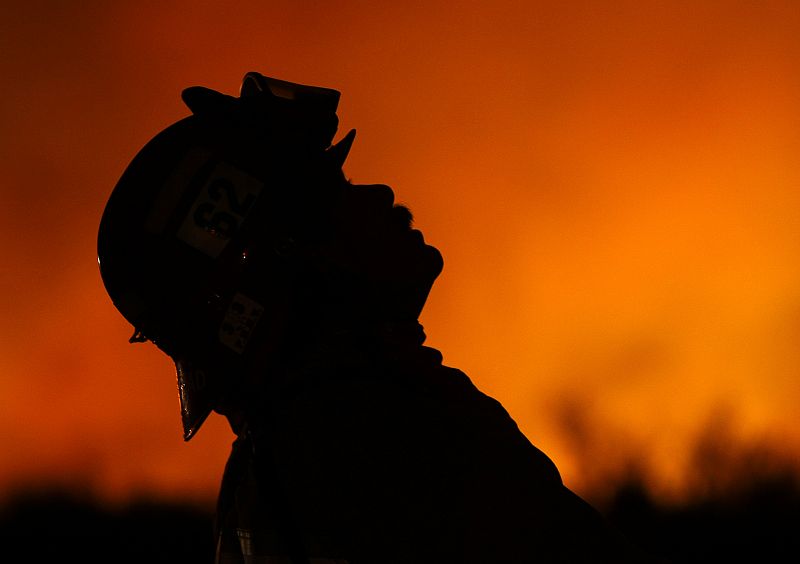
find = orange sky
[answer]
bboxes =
[2,1,800,508]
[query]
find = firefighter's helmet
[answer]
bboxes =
[97,72,356,440]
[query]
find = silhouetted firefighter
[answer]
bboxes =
[98,72,660,563]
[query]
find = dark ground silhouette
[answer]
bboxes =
[2,474,798,563]
[0,489,215,564]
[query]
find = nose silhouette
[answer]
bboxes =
[348,184,395,211]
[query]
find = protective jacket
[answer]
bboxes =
[214,324,650,564]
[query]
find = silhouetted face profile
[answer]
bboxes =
[320,181,443,322]
[211,178,443,430]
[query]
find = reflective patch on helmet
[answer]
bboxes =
[145,148,214,235]
[219,293,264,353]
[177,161,263,257]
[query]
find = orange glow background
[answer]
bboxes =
[2,1,799,509]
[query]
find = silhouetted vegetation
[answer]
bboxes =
[605,472,800,562]
[2,474,798,562]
